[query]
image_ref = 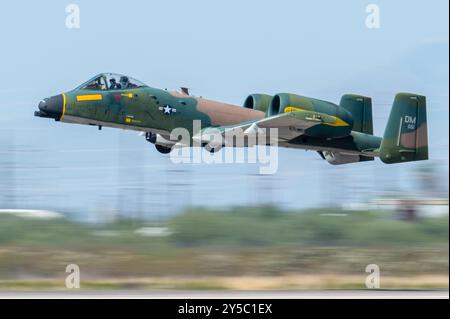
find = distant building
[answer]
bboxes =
[371,197,449,220]
[0,209,63,219]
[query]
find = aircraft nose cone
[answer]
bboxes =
[38,99,47,111]
[35,94,64,120]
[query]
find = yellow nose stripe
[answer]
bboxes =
[60,93,66,121]
[76,94,103,102]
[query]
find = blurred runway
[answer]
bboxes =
[0,290,448,299]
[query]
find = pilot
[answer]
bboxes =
[109,78,121,89]
[119,76,130,89]
[86,77,103,90]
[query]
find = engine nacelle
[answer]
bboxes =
[243,94,273,113]
[268,93,350,118]
[268,93,354,138]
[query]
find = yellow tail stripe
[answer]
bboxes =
[284,106,304,113]
[76,94,103,102]
[284,106,349,127]
[327,117,350,127]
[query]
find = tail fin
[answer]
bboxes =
[380,93,428,164]
[340,94,373,134]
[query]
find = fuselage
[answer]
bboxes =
[35,73,382,157]
[60,86,265,136]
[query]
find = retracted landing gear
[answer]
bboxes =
[145,132,173,154]
[145,132,156,144]
[155,144,172,154]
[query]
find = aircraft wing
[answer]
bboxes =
[254,110,331,141]
[193,109,349,144]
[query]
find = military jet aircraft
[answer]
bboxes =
[35,73,428,165]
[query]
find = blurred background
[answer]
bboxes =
[0,0,448,290]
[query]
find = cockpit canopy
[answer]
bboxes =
[76,73,147,91]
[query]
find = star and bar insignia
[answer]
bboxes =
[159,104,177,115]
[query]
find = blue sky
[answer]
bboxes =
[0,1,448,219]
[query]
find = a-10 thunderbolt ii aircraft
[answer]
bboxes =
[35,73,428,165]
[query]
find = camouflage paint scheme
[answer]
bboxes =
[35,73,428,165]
